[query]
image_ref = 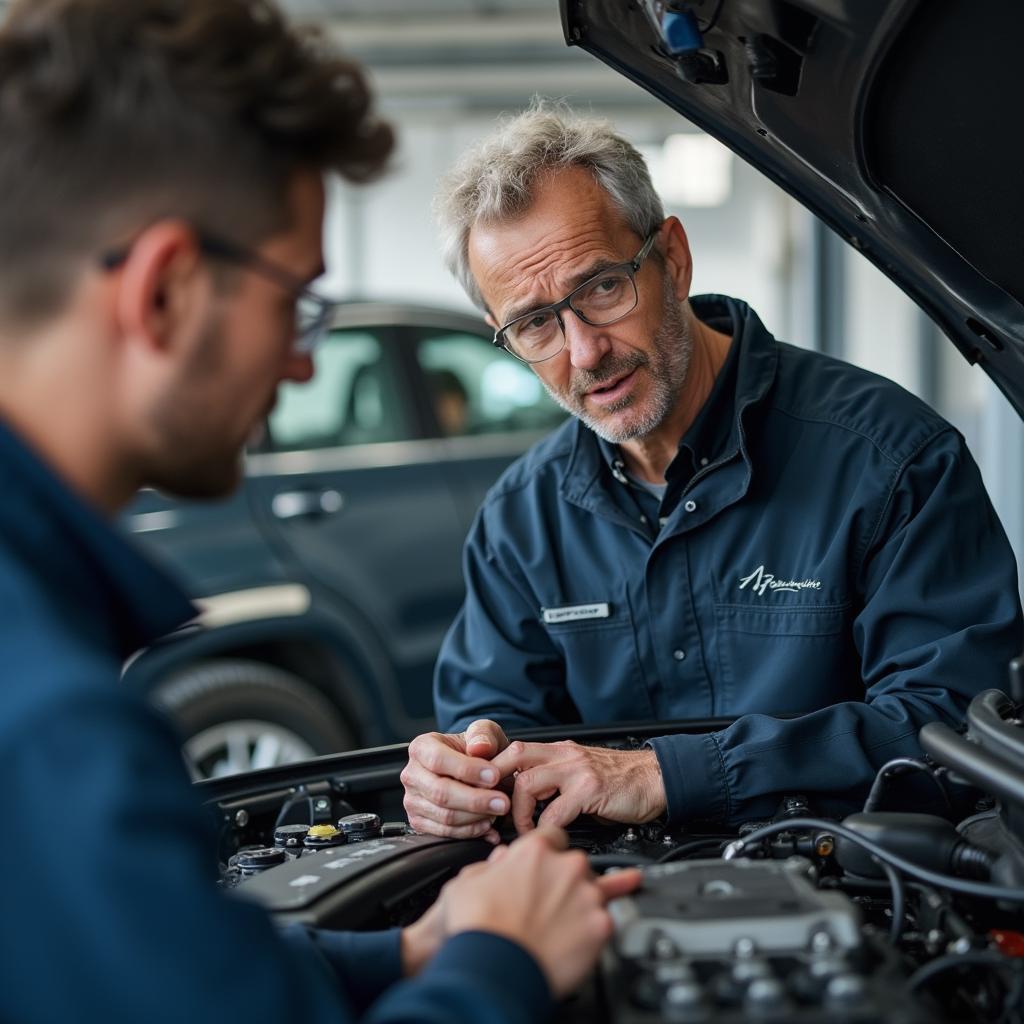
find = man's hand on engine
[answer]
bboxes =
[489,741,667,834]
[410,827,643,997]
[401,719,511,842]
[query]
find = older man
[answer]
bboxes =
[0,8,640,1022]
[400,104,1022,841]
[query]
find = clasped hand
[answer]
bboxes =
[401,719,667,841]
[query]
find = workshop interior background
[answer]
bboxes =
[11,0,1021,588]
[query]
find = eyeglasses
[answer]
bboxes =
[493,231,659,364]
[100,232,338,355]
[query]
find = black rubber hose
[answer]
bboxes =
[920,722,1024,810]
[863,756,953,814]
[967,689,1024,762]
[952,842,996,880]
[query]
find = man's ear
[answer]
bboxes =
[112,221,207,355]
[483,311,498,331]
[660,216,694,302]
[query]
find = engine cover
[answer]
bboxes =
[602,857,927,1023]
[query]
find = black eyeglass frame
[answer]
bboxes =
[492,230,660,364]
[100,232,338,354]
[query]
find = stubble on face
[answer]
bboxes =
[539,274,694,444]
[146,307,249,499]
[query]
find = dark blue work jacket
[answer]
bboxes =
[435,296,1023,824]
[0,419,549,1024]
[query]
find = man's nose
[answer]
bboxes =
[561,309,612,370]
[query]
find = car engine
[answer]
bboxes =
[204,685,1024,1022]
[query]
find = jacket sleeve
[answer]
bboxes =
[281,926,403,1015]
[648,428,1023,825]
[1,686,553,1024]
[290,928,552,1024]
[363,932,551,1024]
[435,507,580,733]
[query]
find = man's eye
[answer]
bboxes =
[521,312,554,334]
[588,275,626,297]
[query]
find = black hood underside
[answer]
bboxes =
[560,0,1024,415]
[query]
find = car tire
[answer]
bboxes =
[154,659,356,780]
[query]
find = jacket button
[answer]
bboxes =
[684,499,697,513]
[673,649,686,661]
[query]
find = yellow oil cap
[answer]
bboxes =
[307,824,340,839]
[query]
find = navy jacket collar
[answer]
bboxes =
[0,417,196,660]
[562,294,779,506]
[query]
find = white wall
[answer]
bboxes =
[843,254,922,395]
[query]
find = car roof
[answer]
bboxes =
[559,0,1024,416]
[330,300,488,335]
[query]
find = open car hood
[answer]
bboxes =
[558,0,1024,415]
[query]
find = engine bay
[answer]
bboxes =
[202,687,1024,1022]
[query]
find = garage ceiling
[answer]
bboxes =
[0,0,664,113]
[277,0,660,111]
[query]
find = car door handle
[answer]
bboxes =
[271,489,346,521]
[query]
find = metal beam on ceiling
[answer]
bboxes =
[315,11,670,111]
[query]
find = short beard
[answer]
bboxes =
[540,276,694,444]
[145,311,245,500]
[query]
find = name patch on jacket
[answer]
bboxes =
[738,565,822,597]
[541,603,611,624]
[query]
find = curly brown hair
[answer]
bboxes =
[0,0,394,324]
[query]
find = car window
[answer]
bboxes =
[416,331,566,437]
[268,328,411,451]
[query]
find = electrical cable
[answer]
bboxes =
[657,836,733,863]
[876,857,906,944]
[274,786,315,830]
[699,0,726,33]
[822,866,906,944]
[863,756,953,814]
[724,816,1024,903]
[829,875,982,949]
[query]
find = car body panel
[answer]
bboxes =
[123,302,566,759]
[247,451,467,721]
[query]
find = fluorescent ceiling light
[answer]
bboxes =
[641,133,734,208]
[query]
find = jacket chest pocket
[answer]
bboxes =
[542,598,652,721]
[712,602,855,715]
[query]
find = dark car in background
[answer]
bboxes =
[122,302,565,778]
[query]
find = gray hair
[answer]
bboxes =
[434,101,664,311]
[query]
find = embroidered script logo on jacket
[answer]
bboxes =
[738,565,823,597]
